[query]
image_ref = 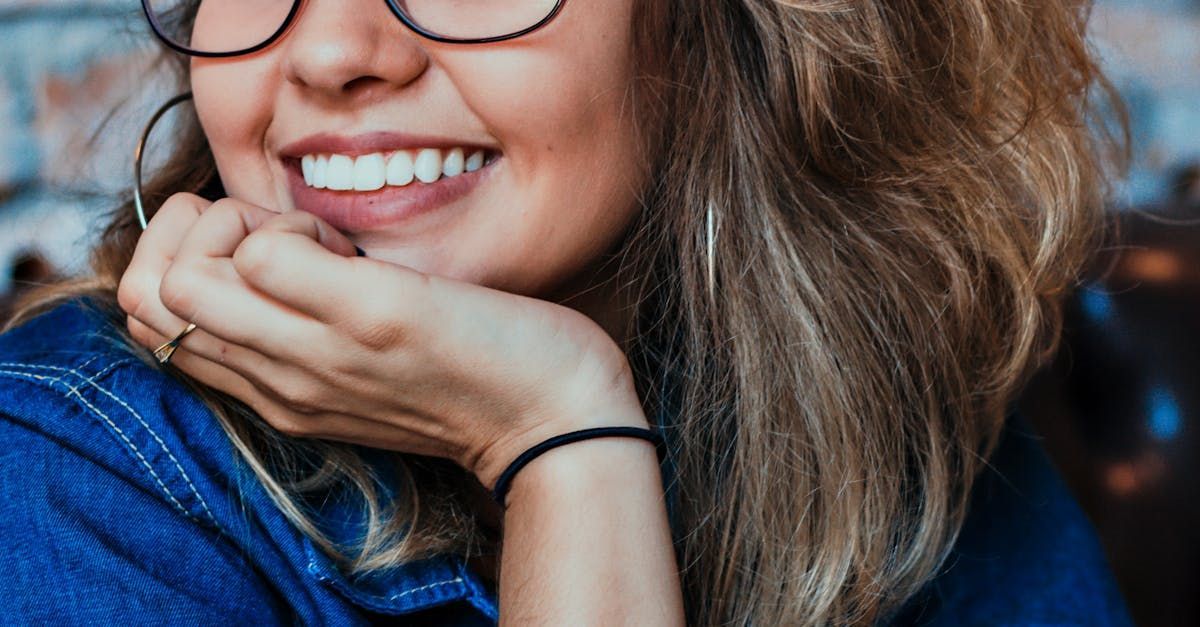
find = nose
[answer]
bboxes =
[280,0,429,103]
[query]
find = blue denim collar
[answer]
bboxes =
[3,295,498,619]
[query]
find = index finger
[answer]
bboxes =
[133,192,214,266]
[174,197,280,261]
[118,192,212,316]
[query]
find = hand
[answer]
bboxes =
[117,193,648,488]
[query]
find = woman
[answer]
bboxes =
[0,0,1132,624]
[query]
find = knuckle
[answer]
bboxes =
[263,411,311,438]
[242,392,307,436]
[158,264,197,315]
[313,355,354,386]
[202,198,243,227]
[147,192,204,228]
[125,315,154,346]
[273,379,324,415]
[206,197,240,215]
[116,271,145,315]
[232,230,278,281]
[347,269,426,351]
[163,191,206,214]
[349,319,407,353]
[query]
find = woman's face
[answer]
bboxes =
[190,0,645,298]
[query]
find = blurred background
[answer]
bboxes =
[0,1,1197,624]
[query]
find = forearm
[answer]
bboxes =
[496,431,685,626]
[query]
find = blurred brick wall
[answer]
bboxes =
[0,0,172,298]
[0,0,1197,300]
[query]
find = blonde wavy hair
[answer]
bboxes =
[5,0,1125,624]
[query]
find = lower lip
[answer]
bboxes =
[284,154,500,232]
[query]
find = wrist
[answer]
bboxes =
[470,405,650,491]
[500,432,665,511]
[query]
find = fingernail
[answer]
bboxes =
[355,245,367,257]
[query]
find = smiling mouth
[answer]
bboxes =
[282,148,503,232]
[290,147,502,192]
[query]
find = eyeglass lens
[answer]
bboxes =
[146,0,562,55]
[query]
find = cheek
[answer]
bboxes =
[191,61,278,206]
[455,18,637,176]
[438,15,645,294]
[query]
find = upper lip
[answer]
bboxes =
[278,131,499,160]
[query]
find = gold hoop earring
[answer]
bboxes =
[133,92,194,231]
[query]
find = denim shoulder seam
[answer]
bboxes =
[0,360,222,533]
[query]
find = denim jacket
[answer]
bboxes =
[0,296,1133,625]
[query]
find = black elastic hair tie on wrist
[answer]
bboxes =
[490,426,666,508]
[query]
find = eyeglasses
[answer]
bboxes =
[142,0,567,57]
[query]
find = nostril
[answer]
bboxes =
[342,75,388,95]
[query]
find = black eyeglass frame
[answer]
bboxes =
[141,0,567,57]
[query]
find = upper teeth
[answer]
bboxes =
[300,147,487,191]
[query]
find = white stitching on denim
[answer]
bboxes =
[0,358,131,381]
[0,358,133,389]
[305,536,467,607]
[75,355,102,371]
[384,577,463,602]
[0,368,56,384]
[0,368,196,522]
[1,361,219,528]
[2,359,90,370]
[84,358,136,383]
[74,367,219,526]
